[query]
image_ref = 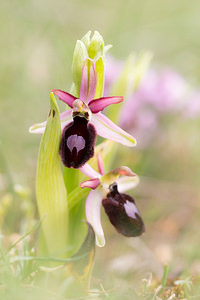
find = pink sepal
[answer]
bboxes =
[91,113,137,147]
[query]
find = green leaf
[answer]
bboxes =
[36,93,68,257]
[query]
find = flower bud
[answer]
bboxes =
[72,31,110,99]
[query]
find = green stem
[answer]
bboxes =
[161,265,169,288]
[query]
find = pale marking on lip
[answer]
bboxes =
[124,200,139,219]
[67,134,85,153]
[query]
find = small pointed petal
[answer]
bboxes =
[97,154,104,175]
[80,58,97,103]
[52,89,76,108]
[85,189,105,247]
[29,109,72,134]
[91,113,137,147]
[89,96,123,113]
[80,178,100,189]
[79,163,101,179]
[117,175,140,193]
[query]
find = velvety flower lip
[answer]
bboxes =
[80,156,143,247]
[59,116,96,168]
[102,183,145,237]
[29,58,136,168]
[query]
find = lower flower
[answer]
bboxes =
[80,157,145,247]
[102,182,145,237]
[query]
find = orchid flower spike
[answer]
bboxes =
[80,155,145,247]
[29,59,136,168]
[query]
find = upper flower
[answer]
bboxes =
[80,155,145,247]
[29,32,136,168]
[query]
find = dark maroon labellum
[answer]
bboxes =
[60,116,96,168]
[102,183,145,237]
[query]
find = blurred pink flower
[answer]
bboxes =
[104,56,124,95]
[105,56,200,146]
[119,69,189,145]
[183,91,200,119]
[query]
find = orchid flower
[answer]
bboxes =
[80,155,145,247]
[29,58,136,168]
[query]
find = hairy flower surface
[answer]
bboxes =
[80,156,145,247]
[30,59,136,168]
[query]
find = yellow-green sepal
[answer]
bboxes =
[94,56,104,98]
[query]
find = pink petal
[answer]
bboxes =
[85,188,105,247]
[97,154,104,175]
[80,58,97,103]
[90,113,137,147]
[29,109,72,134]
[80,178,100,189]
[52,89,76,108]
[79,163,101,179]
[89,96,123,113]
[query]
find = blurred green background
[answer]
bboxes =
[1,0,200,297]
[1,0,200,178]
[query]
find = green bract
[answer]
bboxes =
[36,93,68,257]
